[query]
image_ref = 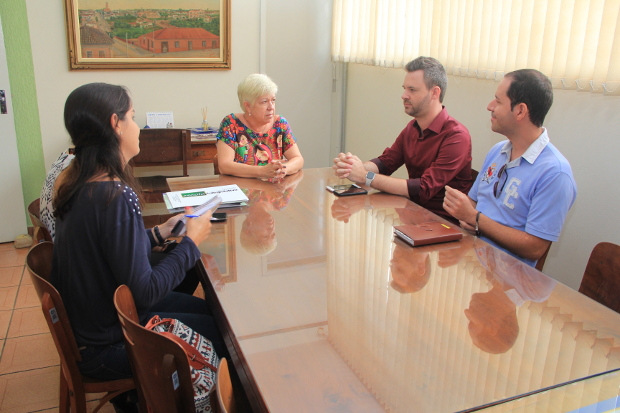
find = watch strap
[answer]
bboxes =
[365,171,375,187]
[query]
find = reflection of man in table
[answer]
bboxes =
[235,172,304,255]
[390,238,431,293]
[466,241,557,353]
[331,192,475,269]
[331,192,436,224]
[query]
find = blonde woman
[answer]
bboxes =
[216,74,304,179]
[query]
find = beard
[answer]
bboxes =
[404,92,431,117]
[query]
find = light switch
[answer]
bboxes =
[0,90,6,114]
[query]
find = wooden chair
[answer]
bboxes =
[535,243,551,272]
[132,128,191,176]
[216,358,236,413]
[578,242,620,313]
[213,153,220,175]
[27,198,52,243]
[471,168,479,184]
[25,242,136,413]
[114,285,233,413]
[114,285,206,412]
[132,128,192,202]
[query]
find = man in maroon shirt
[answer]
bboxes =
[333,56,473,220]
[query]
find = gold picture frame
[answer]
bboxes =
[64,0,231,70]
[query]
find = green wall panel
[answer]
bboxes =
[0,0,46,221]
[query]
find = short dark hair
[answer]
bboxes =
[405,56,448,102]
[504,69,553,127]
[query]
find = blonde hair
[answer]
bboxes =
[240,223,277,256]
[237,74,278,112]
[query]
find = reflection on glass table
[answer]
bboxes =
[474,369,620,412]
[167,168,620,413]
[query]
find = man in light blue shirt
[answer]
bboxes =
[444,69,576,267]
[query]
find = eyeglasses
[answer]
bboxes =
[493,164,508,198]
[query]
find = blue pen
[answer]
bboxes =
[185,214,199,218]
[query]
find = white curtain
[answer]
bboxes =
[332,0,620,94]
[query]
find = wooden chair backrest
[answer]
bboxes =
[131,129,191,176]
[27,198,52,243]
[216,358,235,413]
[579,242,620,313]
[26,242,85,394]
[471,168,479,184]
[213,153,220,175]
[535,242,552,272]
[114,285,196,413]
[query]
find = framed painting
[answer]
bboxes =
[64,0,230,70]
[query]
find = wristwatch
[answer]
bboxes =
[365,171,376,187]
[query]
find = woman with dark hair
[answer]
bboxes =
[50,83,223,393]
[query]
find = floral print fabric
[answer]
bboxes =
[243,188,294,210]
[216,114,296,166]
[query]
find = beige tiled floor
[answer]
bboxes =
[0,241,207,413]
[0,242,115,413]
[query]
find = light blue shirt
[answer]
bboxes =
[469,129,577,267]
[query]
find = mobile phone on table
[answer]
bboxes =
[326,184,368,197]
[211,212,227,221]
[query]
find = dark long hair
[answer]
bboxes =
[54,82,141,219]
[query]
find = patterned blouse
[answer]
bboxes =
[243,188,294,211]
[40,150,75,240]
[216,114,296,166]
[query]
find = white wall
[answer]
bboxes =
[26,0,333,170]
[345,63,620,290]
[265,0,333,168]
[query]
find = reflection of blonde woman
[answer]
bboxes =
[240,201,277,256]
[234,171,304,256]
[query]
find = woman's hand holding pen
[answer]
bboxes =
[184,207,213,245]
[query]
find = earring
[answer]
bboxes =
[120,131,123,136]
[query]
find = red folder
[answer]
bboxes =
[393,222,463,247]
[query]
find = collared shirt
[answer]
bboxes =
[501,128,550,169]
[370,107,473,219]
[470,128,577,267]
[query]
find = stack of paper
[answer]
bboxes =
[164,185,248,212]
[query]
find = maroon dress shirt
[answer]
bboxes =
[370,107,472,219]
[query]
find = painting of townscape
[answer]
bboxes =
[65,0,230,70]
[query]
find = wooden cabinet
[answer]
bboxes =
[189,140,217,164]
